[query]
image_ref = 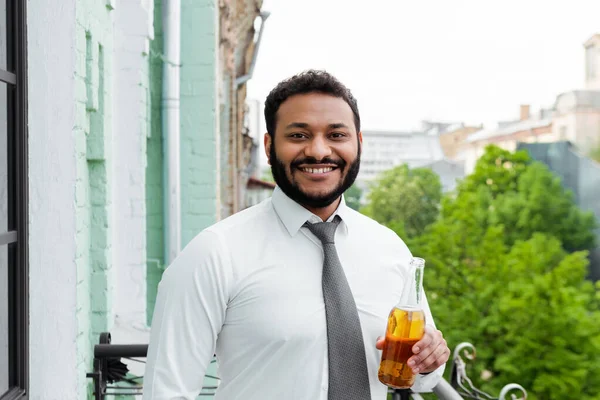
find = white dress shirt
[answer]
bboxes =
[143,187,444,399]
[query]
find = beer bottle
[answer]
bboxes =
[378,257,426,389]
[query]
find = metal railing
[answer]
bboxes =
[86,333,527,400]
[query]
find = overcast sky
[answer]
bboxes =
[247,0,600,132]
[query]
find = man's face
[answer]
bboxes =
[265,93,362,209]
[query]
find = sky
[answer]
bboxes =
[247,0,600,133]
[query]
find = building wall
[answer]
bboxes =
[27,1,79,398]
[112,0,154,349]
[359,130,444,187]
[553,110,600,150]
[145,0,165,326]
[439,126,481,160]
[73,1,117,397]
[554,112,582,143]
[584,35,600,91]
[26,1,262,397]
[575,112,600,149]
[180,0,220,248]
[464,125,555,174]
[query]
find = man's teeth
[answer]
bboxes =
[302,167,334,174]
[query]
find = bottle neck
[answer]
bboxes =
[402,257,425,308]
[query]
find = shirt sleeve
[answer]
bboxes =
[143,230,232,400]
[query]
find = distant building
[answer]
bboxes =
[421,159,465,193]
[465,33,600,174]
[549,34,600,158]
[438,123,483,161]
[464,105,555,174]
[358,129,445,190]
[584,34,600,91]
[553,90,600,151]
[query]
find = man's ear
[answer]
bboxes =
[358,131,363,154]
[264,133,272,165]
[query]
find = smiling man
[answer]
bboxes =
[143,70,449,400]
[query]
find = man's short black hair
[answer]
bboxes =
[264,70,361,137]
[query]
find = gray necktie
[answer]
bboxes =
[304,216,372,400]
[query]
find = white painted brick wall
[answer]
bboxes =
[112,1,154,347]
[27,1,79,399]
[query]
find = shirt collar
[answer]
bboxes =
[271,186,351,237]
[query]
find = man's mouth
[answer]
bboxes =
[299,167,336,174]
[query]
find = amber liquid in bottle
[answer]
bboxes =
[378,257,426,389]
[378,307,426,388]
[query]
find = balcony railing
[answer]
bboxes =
[87,333,527,400]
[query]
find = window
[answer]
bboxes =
[1,1,28,398]
[586,44,597,80]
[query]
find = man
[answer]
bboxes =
[143,70,449,399]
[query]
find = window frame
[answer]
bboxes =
[1,0,29,399]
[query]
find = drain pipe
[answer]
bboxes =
[162,0,181,265]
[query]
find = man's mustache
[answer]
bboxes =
[291,157,346,169]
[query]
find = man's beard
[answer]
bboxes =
[270,144,361,209]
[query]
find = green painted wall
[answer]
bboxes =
[146,0,222,322]
[180,0,219,246]
[74,1,115,398]
[146,0,222,395]
[146,0,165,326]
[180,0,221,394]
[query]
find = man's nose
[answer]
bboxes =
[304,136,332,161]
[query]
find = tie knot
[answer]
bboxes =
[304,215,341,244]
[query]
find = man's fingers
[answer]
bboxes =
[412,325,435,353]
[408,328,445,372]
[378,327,450,374]
[412,341,450,373]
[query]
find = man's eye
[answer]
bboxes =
[331,132,346,138]
[290,133,307,139]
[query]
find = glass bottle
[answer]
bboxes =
[378,257,426,389]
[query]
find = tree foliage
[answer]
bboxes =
[590,144,600,164]
[365,145,600,399]
[344,184,363,211]
[361,164,442,239]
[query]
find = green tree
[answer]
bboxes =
[590,144,600,163]
[410,145,600,399]
[361,164,442,239]
[344,184,362,211]
[442,145,596,251]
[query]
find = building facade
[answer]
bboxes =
[465,33,600,174]
[358,129,445,190]
[1,0,265,399]
[438,124,482,161]
[584,34,600,91]
[464,106,555,174]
